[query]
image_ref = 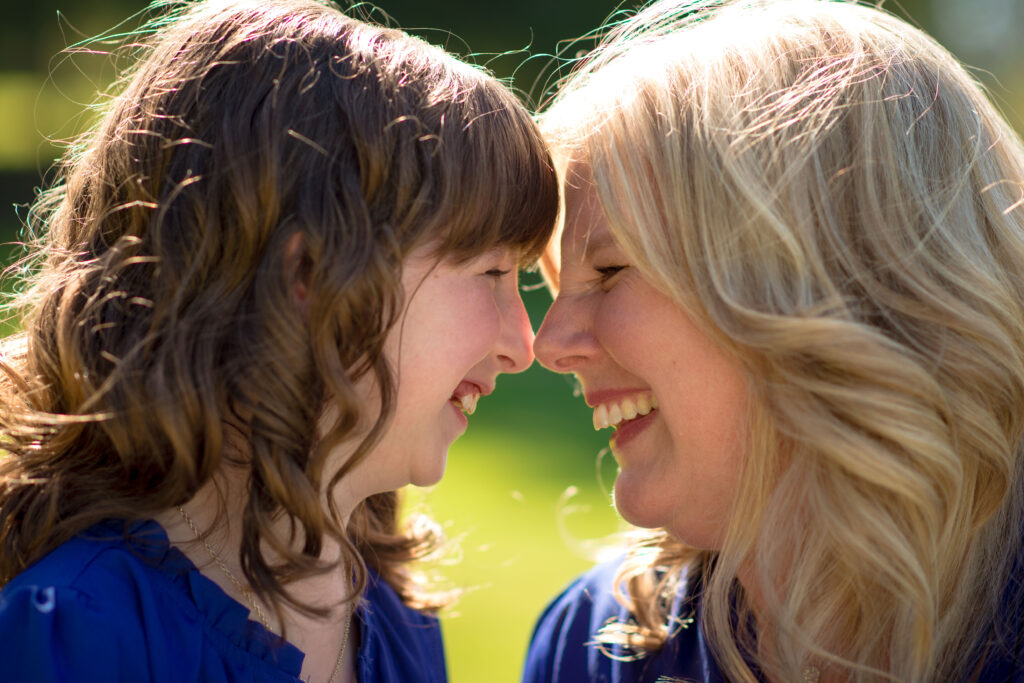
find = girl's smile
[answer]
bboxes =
[333,244,534,497]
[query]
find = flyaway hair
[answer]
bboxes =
[0,0,557,619]
[541,0,1024,680]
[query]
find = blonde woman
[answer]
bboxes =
[0,1,557,681]
[525,0,1024,681]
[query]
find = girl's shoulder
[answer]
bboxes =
[0,519,302,683]
[0,519,185,681]
[357,568,447,683]
[0,518,450,683]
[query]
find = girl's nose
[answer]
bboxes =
[495,287,535,373]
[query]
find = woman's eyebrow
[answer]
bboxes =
[582,230,617,260]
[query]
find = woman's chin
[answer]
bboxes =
[611,473,670,530]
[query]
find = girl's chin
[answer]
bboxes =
[408,454,449,488]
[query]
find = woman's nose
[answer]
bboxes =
[533,293,599,373]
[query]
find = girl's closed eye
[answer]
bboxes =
[484,267,512,278]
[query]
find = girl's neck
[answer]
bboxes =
[154,466,361,682]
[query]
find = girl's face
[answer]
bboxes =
[533,165,748,549]
[335,243,534,499]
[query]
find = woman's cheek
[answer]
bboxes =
[593,279,643,349]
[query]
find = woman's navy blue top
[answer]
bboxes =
[0,519,446,682]
[523,559,1023,683]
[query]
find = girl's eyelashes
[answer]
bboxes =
[484,267,512,278]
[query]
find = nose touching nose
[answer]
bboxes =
[534,294,596,374]
[533,303,564,371]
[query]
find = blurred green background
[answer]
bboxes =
[2,0,1022,680]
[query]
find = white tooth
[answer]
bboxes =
[456,394,476,415]
[621,397,638,421]
[650,394,659,410]
[607,403,623,427]
[637,395,651,415]
[593,404,609,430]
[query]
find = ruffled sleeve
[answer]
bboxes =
[0,520,304,683]
[0,582,147,682]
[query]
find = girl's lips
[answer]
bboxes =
[451,380,488,415]
[609,409,657,449]
[448,399,469,428]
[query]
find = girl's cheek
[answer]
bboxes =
[463,288,503,347]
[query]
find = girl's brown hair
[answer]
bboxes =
[0,0,557,616]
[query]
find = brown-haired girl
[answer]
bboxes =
[0,1,557,681]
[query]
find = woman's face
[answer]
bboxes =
[533,166,749,549]
[330,244,534,499]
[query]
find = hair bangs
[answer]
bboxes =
[425,88,559,267]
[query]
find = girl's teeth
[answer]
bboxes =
[456,393,479,415]
[637,395,650,414]
[593,404,609,430]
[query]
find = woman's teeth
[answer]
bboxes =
[593,393,658,430]
[454,392,480,415]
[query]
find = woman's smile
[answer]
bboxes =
[533,162,749,548]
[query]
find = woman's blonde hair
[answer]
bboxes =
[541,0,1024,680]
[0,0,557,619]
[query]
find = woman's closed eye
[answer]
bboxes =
[595,264,628,288]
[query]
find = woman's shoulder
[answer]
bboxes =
[522,559,633,683]
[977,550,1024,681]
[533,560,626,646]
[357,568,447,683]
[523,558,719,683]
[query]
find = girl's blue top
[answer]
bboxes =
[523,559,1023,683]
[0,519,447,683]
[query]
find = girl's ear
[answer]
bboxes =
[284,231,311,313]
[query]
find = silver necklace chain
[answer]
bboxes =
[176,506,353,683]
